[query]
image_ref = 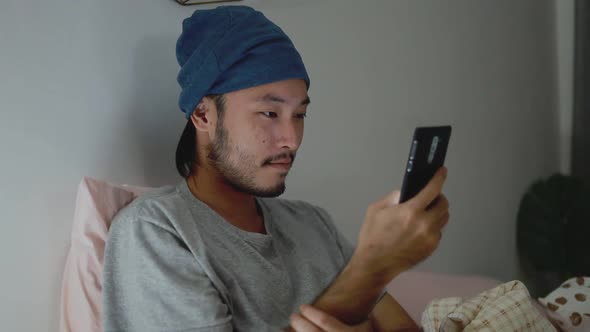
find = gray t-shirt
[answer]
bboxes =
[103,179,358,331]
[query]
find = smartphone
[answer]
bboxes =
[399,126,452,204]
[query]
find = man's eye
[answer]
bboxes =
[295,113,307,119]
[261,111,278,118]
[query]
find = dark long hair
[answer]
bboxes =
[175,94,226,178]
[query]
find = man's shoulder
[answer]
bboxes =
[110,183,186,234]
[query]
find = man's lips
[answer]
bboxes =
[266,159,292,170]
[269,158,292,164]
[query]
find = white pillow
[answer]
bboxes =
[538,277,590,332]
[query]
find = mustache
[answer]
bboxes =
[263,152,296,165]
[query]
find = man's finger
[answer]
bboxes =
[299,304,347,331]
[290,313,323,332]
[372,190,401,211]
[424,195,450,230]
[424,194,449,219]
[408,167,447,210]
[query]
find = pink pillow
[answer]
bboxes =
[59,177,152,332]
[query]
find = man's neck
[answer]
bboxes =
[186,166,265,234]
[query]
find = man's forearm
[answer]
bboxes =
[310,254,393,325]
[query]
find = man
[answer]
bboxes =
[103,6,450,332]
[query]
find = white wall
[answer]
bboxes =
[555,0,574,174]
[0,0,561,331]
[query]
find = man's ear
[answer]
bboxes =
[190,99,215,132]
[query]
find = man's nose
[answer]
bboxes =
[276,118,300,150]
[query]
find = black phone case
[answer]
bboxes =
[399,126,452,203]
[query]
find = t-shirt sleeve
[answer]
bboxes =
[102,214,232,332]
[312,204,356,264]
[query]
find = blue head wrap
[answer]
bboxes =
[176,6,311,119]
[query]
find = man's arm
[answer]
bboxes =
[369,292,420,332]
[308,255,419,330]
[309,253,396,325]
[289,291,420,332]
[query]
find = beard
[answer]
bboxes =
[207,118,293,198]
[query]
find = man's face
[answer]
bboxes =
[207,79,309,197]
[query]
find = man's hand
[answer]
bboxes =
[289,304,373,332]
[353,166,450,284]
[294,167,450,326]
